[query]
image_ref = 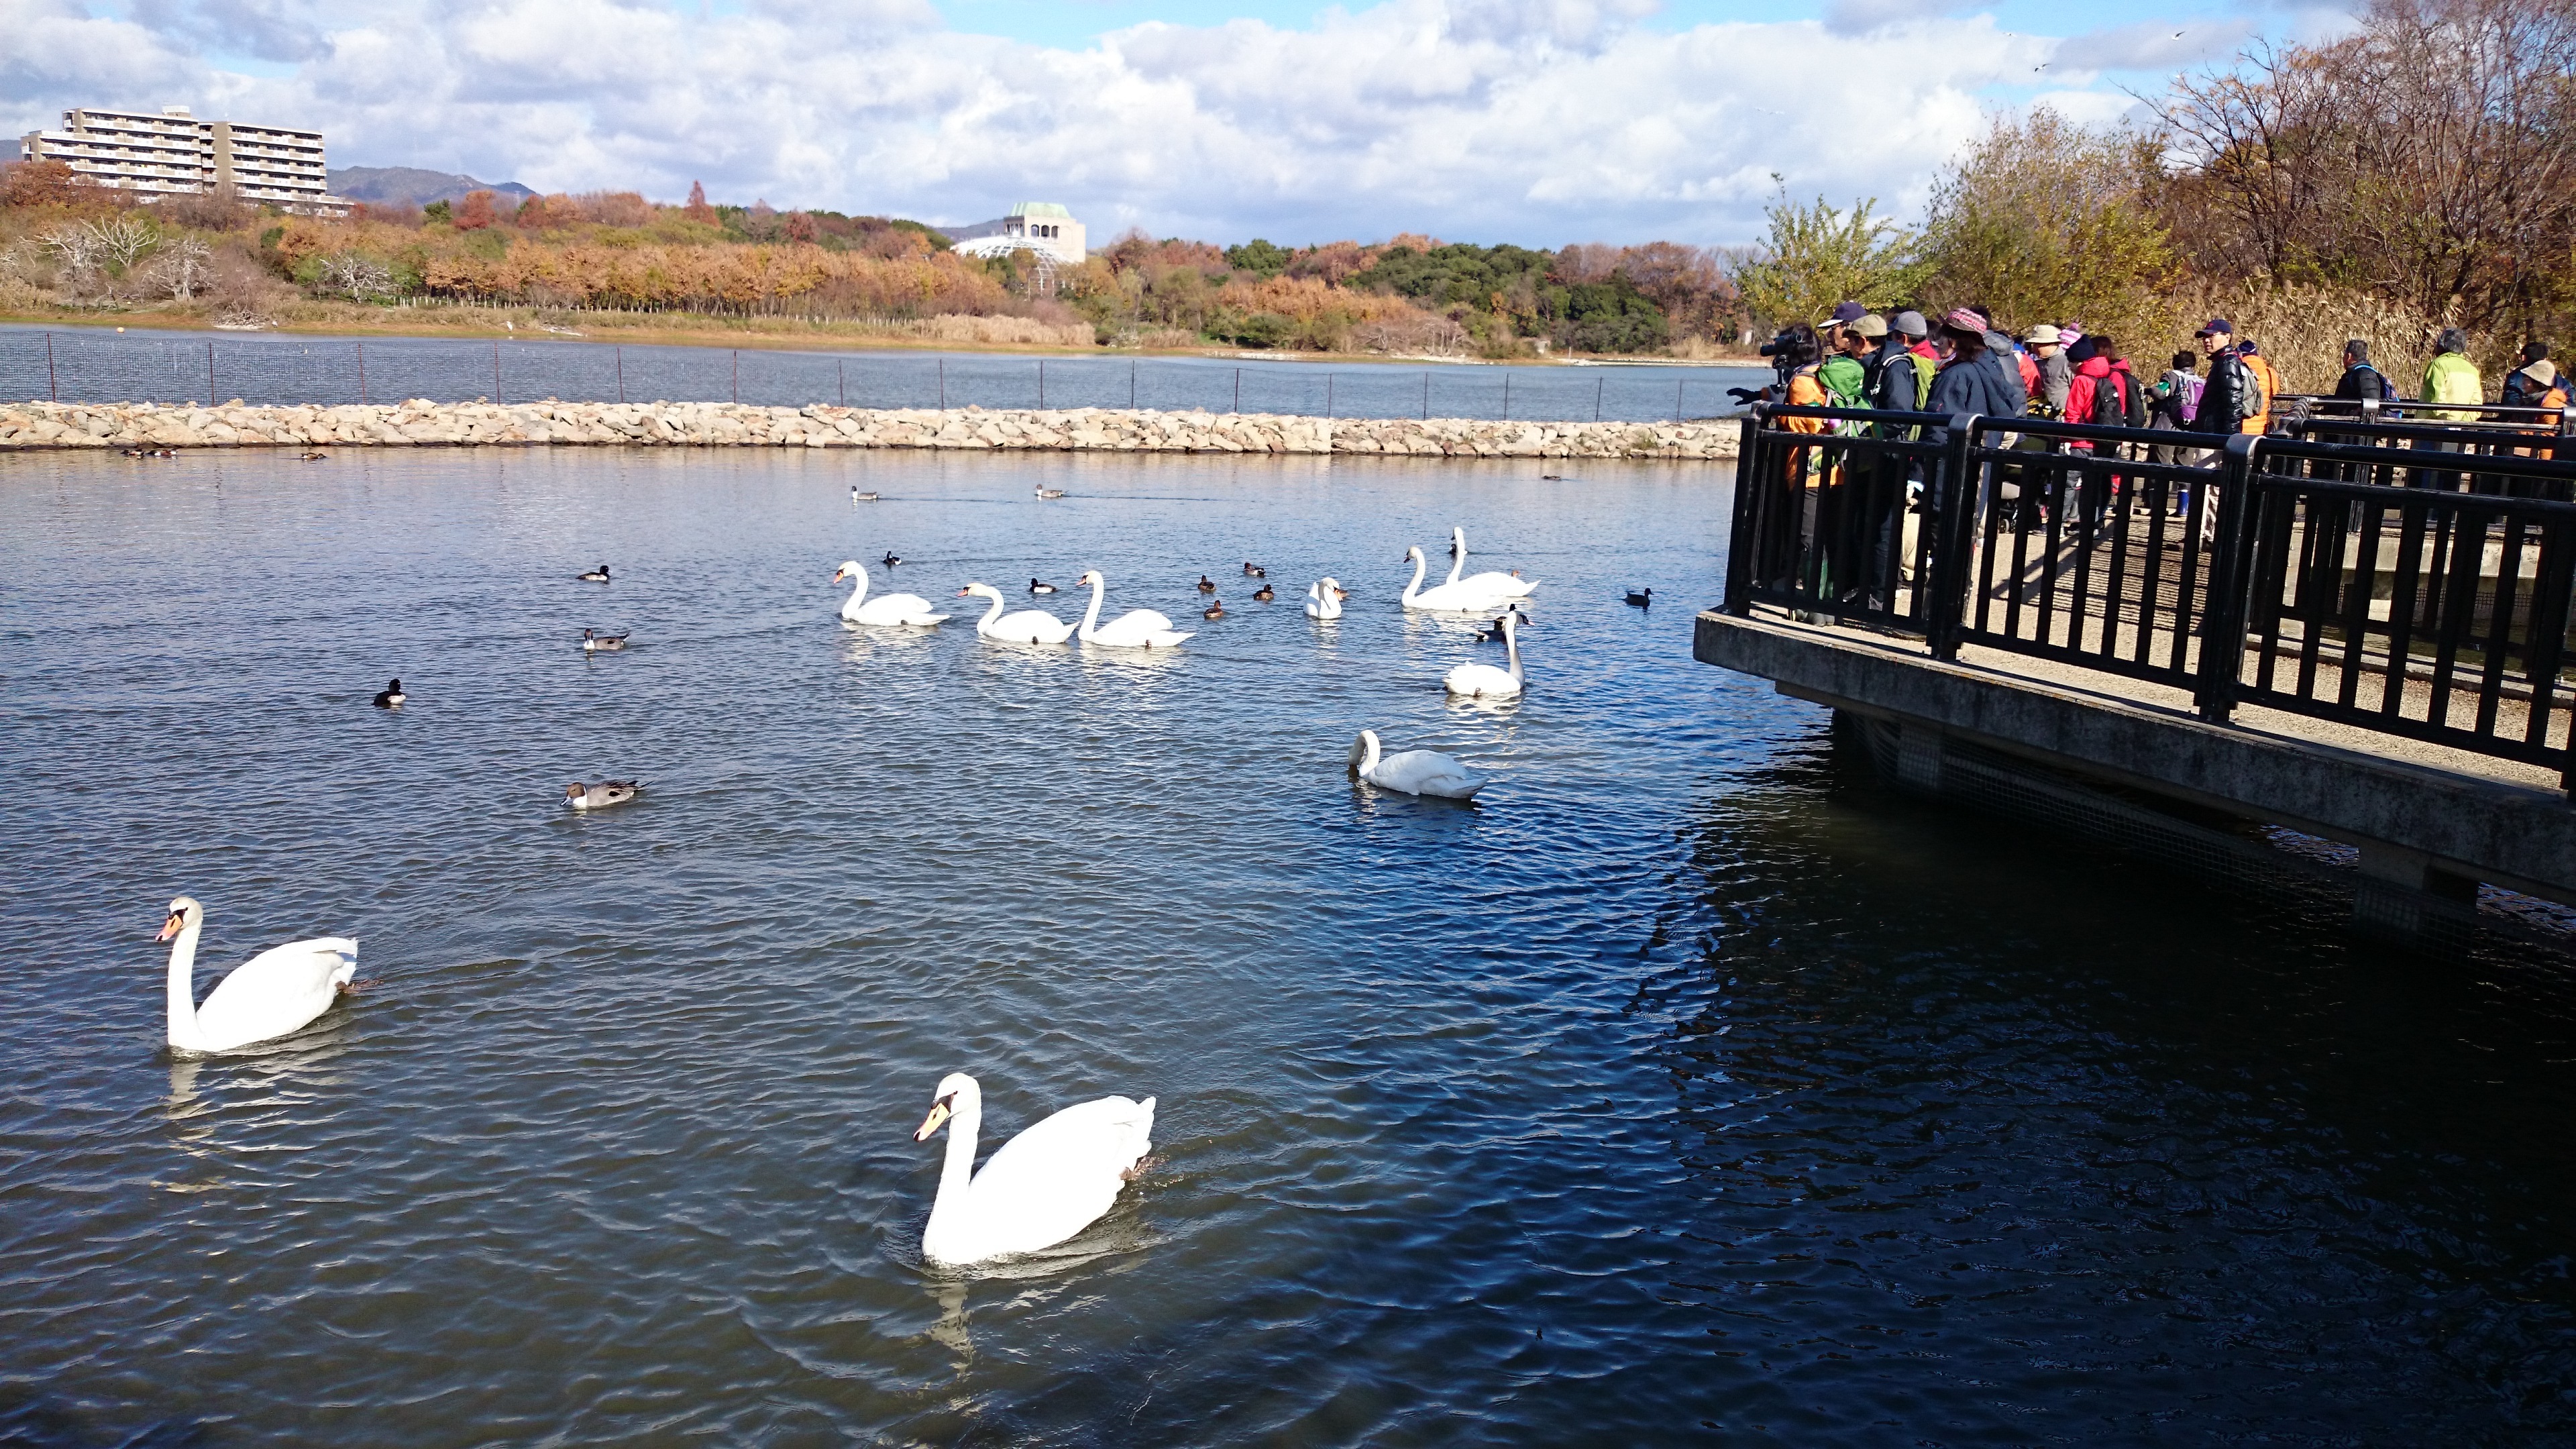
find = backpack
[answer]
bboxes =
[2239,351,2277,430]
[2214,352,2262,431]
[2090,370,2135,427]
[2164,370,2204,425]
[2349,362,2399,402]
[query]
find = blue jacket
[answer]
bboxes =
[1923,351,2023,445]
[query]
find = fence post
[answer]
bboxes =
[356,341,366,405]
[939,358,946,411]
[1326,374,1333,419]
[1502,374,1510,421]
[617,345,625,405]
[46,332,57,402]
[1422,372,1429,421]
[1595,375,1603,422]
[837,359,843,407]
[492,339,501,403]
[1234,368,1240,414]
[2561,403,2576,440]
[1038,360,1045,411]
[1675,378,1683,423]
[206,339,213,403]
[1925,414,1982,660]
[732,350,739,404]
[2194,433,2264,723]
[1723,407,1768,614]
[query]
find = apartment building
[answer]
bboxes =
[17,105,347,214]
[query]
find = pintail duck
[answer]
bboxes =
[566,780,642,810]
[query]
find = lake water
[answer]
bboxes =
[6,449,2576,1445]
[0,324,1771,423]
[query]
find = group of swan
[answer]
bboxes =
[152,897,1150,1267]
[851,568,1194,649]
[1401,528,1538,614]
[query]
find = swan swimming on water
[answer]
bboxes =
[1074,570,1193,649]
[1348,729,1486,798]
[1401,547,1519,612]
[833,560,949,627]
[914,1072,1155,1266]
[1443,527,1538,602]
[156,896,357,1055]
[1442,610,1525,698]
[1304,579,1347,619]
[958,582,1077,643]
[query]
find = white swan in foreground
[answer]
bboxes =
[1442,610,1525,698]
[914,1073,1155,1265]
[1348,729,1486,798]
[1402,547,1522,612]
[156,896,357,1055]
[959,582,1076,643]
[1445,527,1539,600]
[833,560,949,627]
[1075,570,1193,649]
[1305,578,1347,619]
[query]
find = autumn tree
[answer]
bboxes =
[454,190,496,230]
[1920,108,2178,342]
[1733,185,1926,331]
[1,159,95,208]
[683,181,716,225]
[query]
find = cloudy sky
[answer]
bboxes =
[7,0,2348,247]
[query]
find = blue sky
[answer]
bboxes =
[10,0,2345,248]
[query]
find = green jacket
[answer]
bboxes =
[2422,351,2483,421]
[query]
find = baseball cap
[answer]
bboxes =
[2195,318,2233,337]
[1850,313,1888,339]
[1823,301,1868,327]
[1890,310,1928,338]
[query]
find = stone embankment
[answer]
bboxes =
[0,399,1739,460]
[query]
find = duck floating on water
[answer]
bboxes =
[1028,578,1059,594]
[566,780,642,810]
[371,678,405,708]
[1252,582,1275,602]
[1034,484,1067,500]
[1625,588,1653,608]
[881,551,903,569]
[852,488,879,502]
[1242,562,1267,578]
[578,564,611,583]
[1196,574,1218,594]
[582,629,630,652]
[1203,598,1226,620]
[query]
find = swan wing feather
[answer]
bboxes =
[193,936,356,1051]
[1374,749,1486,798]
[962,1095,1155,1254]
[1443,662,1521,696]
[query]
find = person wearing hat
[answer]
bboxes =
[1923,307,2023,447]
[2025,323,2072,417]
[1819,299,1868,354]
[2187,319,2261,436]
[1864,313,1924,417]
[2422,328,2483,423]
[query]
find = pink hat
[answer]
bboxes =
[1942,307,1985,333]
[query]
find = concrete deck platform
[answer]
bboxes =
[1696,607,2576,916]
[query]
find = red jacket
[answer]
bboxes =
[2065,357,2139,429]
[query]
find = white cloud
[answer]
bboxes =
[6,0,2109,245]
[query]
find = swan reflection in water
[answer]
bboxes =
[916,1217,1167,1367]
[160,1028,358,1193]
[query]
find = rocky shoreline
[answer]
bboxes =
[0,399,1739,460]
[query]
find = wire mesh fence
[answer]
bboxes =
[1,326,1768,424]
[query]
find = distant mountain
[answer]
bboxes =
[330,166,536,206]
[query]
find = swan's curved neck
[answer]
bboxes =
[975,590,1004,631]
[166,924,207,1051]
[1504,623,1523,680]
[845,566,869,609]
[1079,577,1106,637]
[926,1095,982,1242]
[1402,553,1426,604]
[1355,733,1381,777]
[1447,532,1466,586]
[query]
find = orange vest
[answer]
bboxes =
[2240,352,2279,434]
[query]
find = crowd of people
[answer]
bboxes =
[1737,301,2569,437]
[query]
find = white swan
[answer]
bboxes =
[833,559,949,627]
[156,896,356,1055]
[1401,546,1521,612]
[1348,729,1486,798]
[1075,570,1193,649]
[914,1073,1155,1266]
[1304,578,1348,619]
[959,582,1076,643]
[1444,526,1539,600]
[1442,609,1525,698]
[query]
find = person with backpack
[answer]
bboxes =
[2188,320,2261,437]
[2026,324,2071,417]
[1871,314,1929,417]
[2503,341,2565,410]
[2422,329,2483,422]
[2333,339,2400,403]
[2060,335,2144,529]
[2236,340,2280,434]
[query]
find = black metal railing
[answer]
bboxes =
[2276,394,2576,435]
[1726,405,2576,785]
